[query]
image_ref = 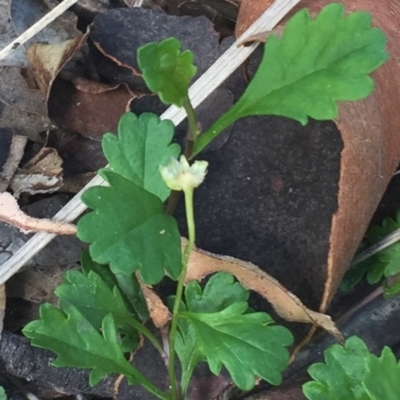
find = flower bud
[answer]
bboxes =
[160,155,208,191]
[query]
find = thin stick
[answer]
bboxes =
[0,0,302,285]
[350,227,400,267]
[0,0,79,62]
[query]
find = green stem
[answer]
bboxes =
[192,108,237,158]
[168,187,196,400]
[166,97,199,215]
[123,363,171,400]
[124,316,165,358]
[183,96,200,142]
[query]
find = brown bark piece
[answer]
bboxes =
[235,0,400,314]
[303,0,400,312]
[235,0,276,38]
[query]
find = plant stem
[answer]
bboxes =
[124,316,165,359]
[183,96,200,143]
[166,97,199,216]
[122,360,171,400]
[168,187,196,400]
[191,108,237,157]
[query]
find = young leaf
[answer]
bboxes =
[77,169,181,284]
[115,272,150,321]
[303,337,400,400]
[181,302,293,390]
[55,269,140,352]
[0,387,6,400]
[185,245,342,340]
[23,304,143,386]
[340,241,376,292]
[137,37,197,107]
[303,336,370,400]
[81,250,149,321]
[171,272,251,395]
[364,347,400,399]
[175,273,293,391]
[341,211,400,293]
[175,315,205,397]
[194,3,388,155]
[102,112,180,201]
[383,278,400,298]
[184,272,249,313]
[81,249,119,288]
[366,213,400,282]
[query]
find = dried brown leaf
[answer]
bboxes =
[185,242,343,341]
[138,277,171,328]
[48,76,138,140]
[26,34,88,100]
[10,147,63,197]
[235,0,275,38]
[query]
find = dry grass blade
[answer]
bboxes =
[0,0,302,284]
[350,228,400,267]
[0,0,79,62]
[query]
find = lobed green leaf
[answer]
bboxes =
[364,347,400,399]
[77,169,181,284]
[0,387,6,400]
[23,304,140,386]
[174,273,293,392]
[340,211,400,294]
[184,272,249,313]
[80,250,149,321]
[55,268,140,352]
[182,302,292,390]
[303,336,400,400]
[102,112,180,201]
[303,336,370,400]
[137,37,197,107]
[194,3,388,155]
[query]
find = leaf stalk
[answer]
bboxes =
[168,186,196,400]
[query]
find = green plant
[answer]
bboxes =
[341,211,400,297]
[0,387,6,400]
[303,336,400,400]
[22,3,387,400]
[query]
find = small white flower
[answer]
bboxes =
[160,155,208,191]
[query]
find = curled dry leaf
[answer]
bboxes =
[185,242,343,341]
[137,275,171,328]
[0,192,76,235]
[26,34,88,101]
[10,147,63,198]
[49,76,139,140]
